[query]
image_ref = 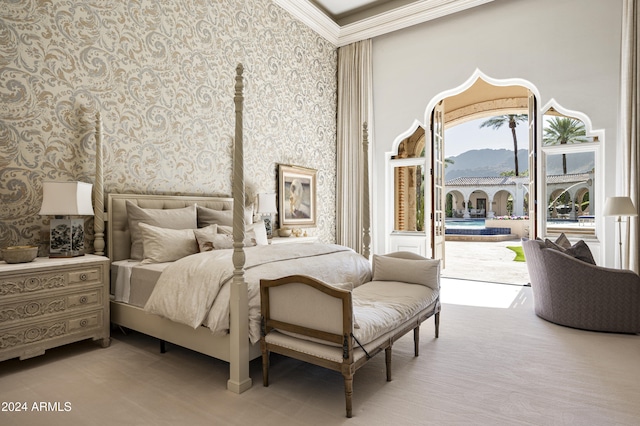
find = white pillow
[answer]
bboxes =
[217,222,268,246]
[138,222,199,264]
[193,224,218,252]
[196,205,254,228]
[126,201,197,260]
[208,233,257,250]
[372,254,440,290]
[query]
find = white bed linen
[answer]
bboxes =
[112,260,139,303]
[112,260,171,304]
[144,243,372,344]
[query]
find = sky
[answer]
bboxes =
[444,117,529,158]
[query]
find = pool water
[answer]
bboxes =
[446,219,486,229]
[445,219,511,235]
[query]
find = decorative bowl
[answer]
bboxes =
[1,245,39,264]
[278,228,292,237]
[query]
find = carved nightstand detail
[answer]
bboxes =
[0,255,110,362]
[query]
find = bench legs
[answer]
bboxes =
[385,346,393,382]
[262,350,270,387]
[343,373,353,418]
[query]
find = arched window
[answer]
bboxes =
[391,126,425,232]
[542,104,601,238]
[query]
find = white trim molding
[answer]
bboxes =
[275,0,495,46]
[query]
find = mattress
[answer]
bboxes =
[111,260,171,307]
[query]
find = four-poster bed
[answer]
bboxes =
[92,64,372,393]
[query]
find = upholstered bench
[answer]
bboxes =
[259,252,441,418]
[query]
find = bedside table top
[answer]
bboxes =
[0,254,109,272]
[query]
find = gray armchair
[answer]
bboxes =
[522,239,640,334]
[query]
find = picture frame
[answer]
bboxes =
[278,164,317,227]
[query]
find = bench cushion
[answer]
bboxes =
[352,281,438,345]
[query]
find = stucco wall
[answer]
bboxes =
[371,0,623,266]
[0,0,337,254]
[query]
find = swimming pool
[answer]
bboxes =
[446,219,486,229]
[445,219,511,235]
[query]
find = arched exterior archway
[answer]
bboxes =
[385,70,539,256]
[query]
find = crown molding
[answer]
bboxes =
[275,0,495,47]
[273,0,340,45]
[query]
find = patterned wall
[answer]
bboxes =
[0,0,338,255]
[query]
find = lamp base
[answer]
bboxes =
[48,217,86,258]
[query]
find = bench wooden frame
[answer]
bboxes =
[260,274,441,418]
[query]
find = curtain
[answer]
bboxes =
[620,0,640,272]
[336,40,373,254]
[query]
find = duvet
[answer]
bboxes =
[144,243,372,343]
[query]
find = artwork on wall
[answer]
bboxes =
[278,164,316,227]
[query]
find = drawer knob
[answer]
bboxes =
[79,273,88,281]
[79,296,88,304]
[79,319,88,327]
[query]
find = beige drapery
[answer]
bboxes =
[620,0,640,272]
[336,40,372,253]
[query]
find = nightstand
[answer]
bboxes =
[0,254,110,362]
[269,236,318,244]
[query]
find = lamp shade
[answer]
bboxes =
[257,193,277,214]
[39,181,94,216]
[602,196,638,217]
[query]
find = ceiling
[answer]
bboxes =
[274,0,495,46]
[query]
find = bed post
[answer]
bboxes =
[94,112,105,256]
[362,122,371,259]
[228,63,252,394]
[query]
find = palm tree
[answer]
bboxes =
[479,114,528,176]
[543,117,587,174]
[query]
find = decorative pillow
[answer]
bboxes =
[544,238,596,264]
[196,206,253,228]
[138,222,199,264]
[193,224,218,252]
[555,232,572,249]
[217,222,268,246]
[372,255,440,290]
[208,233,257,250]
[126,202,197,260]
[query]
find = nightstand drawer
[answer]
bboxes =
[68,268,100,284]
[0,266,102,297]
[0,289,102,325]
[0,310,105,360]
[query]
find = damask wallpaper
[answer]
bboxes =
[0,0,338,255]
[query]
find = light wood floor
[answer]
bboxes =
[2,280,639,426]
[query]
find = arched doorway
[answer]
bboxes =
[386,70,538,284]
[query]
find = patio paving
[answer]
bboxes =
[441,239,530,285]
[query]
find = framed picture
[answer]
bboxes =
[278,164,316,227]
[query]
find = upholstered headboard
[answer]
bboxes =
[107,193,233,262]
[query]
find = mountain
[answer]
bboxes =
[445,148,594,179]
[445,149,528,179]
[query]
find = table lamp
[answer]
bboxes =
[257,193,277,238]
[39,181,94,257]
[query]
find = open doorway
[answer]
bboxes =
[435,75,535,286]
[442,115,530,285]
[386,72,537,286]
